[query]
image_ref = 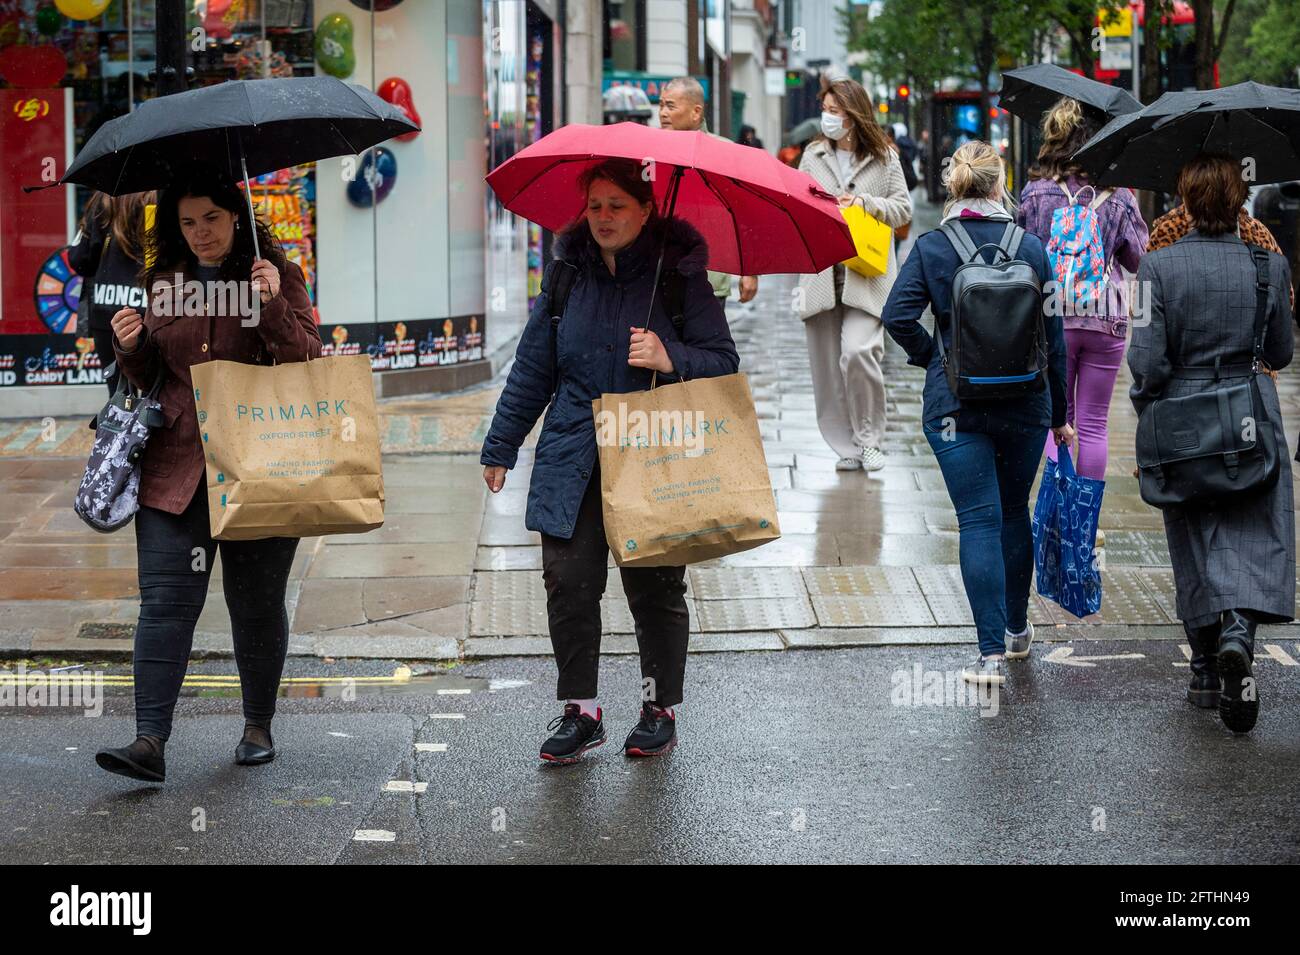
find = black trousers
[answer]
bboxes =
[132,484,298,740]
[540,463,690,708]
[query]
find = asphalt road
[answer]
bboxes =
[3,640,1299,864]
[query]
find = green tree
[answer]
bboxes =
[1241,0,1300,86]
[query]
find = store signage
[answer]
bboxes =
[601,72,710,104]
[319,314,486,373]
[1100,38,1133,71]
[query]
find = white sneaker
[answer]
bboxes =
[962,654,1007,685]
[835,456,862,471]
[1004,621,1034,659]
[861,447,886,471]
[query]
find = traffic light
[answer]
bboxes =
[897,84,910,100]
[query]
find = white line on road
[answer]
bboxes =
[352,830,396,842]
[384,781,428,793]
[415,743,449,753]
[1261,644,1298,666]
[1045,647,1145,668]
[437,688,472,696]
[429,713,465,719]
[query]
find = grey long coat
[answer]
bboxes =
[1128,231,1296,629]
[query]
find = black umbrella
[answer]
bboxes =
[55,77,418,257]
[1072,82,1300,191]
[998,63,1142,124]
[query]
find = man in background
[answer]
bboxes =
[658,77,758,308]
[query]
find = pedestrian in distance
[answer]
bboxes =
[1017,96,1149,489]
[480,158,739,764]
[95,166,319,783]
[797,73,913,473]
[657,76,759,306]
[68,190,155,396]
[882,140,1072,685]
[1128,154,1295,733]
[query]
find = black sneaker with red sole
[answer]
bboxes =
[623,702,677,757]
[540,704,606,764]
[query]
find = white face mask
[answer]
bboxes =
[821,111,849,141]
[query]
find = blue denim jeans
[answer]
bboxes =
[924,410,1047,656]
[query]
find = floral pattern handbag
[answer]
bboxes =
[73,364,165,533]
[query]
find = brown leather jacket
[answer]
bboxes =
[114,258,320,514]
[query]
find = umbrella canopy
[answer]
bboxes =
[998,63,1142,124]
[486,122,854,275]
[1072,81,1300,191]
[59,76,418,195]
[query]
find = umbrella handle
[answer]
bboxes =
[643,167,685,392]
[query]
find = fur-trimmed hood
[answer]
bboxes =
[553,215,711,278]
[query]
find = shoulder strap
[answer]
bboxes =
[1247,245,1271,365]
[1000,222,1024,259]
[1055,178,1077,204]
[661,270,687,336]
[1088,188,1115,210]
[939,221,980,263]
[543,260,578,395]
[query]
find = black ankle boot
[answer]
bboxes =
[1218,610,1259,733]
[1185,621,1221,709]
[235,723,275,766]
[95,735,165,782]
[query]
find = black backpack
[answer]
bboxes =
[540,258,687,392]
[934,220,1047,400]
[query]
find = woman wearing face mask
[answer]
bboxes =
[480,159,738,764]
[94,167,319,784]
[797,75,913,472]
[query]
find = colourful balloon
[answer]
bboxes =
[35,5,63,36]
[314,13,355,79]
[53,0,110,20]
[346,148,397,208]
[0,44,67,86]
[377,77,421,141]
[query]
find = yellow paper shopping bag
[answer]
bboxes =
[841,203,890,277]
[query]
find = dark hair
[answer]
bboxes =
[1178,153,1248,236]
[571,158,659,231]
[1030,96,1100,181]
[143,165,283,291]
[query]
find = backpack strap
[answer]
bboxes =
[542,259,578,395]
[1054,177,1078,205]
[1000,222,1025,260]
[939,221,980,263]
[660,270,687,337]
[1247,244,1271,368]
[1088,188,1115,210]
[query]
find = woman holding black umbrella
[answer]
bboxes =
[95,167,319,783]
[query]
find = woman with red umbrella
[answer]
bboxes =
[480,158,739,763]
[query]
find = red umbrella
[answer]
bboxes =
[485,122,854,275]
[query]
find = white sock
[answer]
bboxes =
[567,698,599,719]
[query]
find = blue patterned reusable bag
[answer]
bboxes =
[1032,445,1104,618]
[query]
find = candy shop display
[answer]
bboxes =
[249,165,317,305]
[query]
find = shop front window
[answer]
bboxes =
[603,0,643,72]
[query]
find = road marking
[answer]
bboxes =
[1044,647,1145,668]
[328,732,352,738]
[352,830,396,842]
[429,713,464,719]
[1260,644,1298,666]
[384,781,428,794]
[436,688,472,696]
[415,743,449,753]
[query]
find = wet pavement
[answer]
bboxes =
[3,645,1299,864]
[2,193,1299,661]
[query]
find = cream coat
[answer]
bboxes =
[796,138,912,320]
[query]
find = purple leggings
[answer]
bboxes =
[1045,327,1127,480]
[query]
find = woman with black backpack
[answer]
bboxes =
[480,158,738,764]
[68,191,154,395]
[882,141,1071,685]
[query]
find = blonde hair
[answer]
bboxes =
[1030,96,1099,181]
[942,141,1014,217]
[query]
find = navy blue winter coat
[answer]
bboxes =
[480,217,740,539]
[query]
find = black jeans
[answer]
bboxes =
[132,484,298,740]
[540,462,690,708]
